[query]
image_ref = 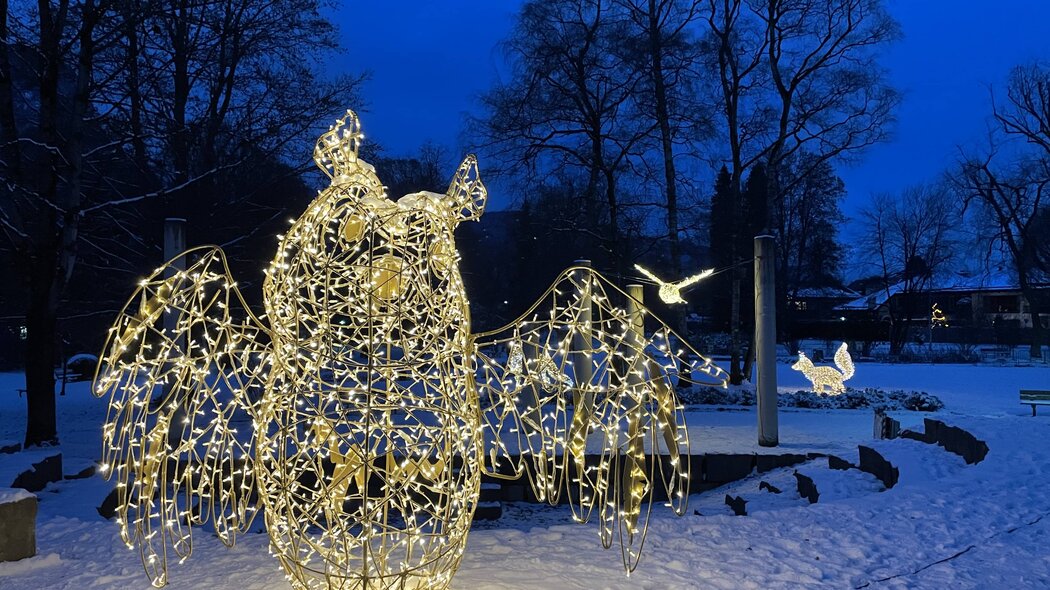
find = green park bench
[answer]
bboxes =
[1020,390,1050,416]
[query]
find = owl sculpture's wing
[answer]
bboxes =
[93,245,270,586]
[472,266,728,572]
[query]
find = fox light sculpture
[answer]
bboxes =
[791,342,855,395]
[93,110,729,590]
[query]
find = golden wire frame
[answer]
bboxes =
[93,110,729,590]
[474,269,729,571]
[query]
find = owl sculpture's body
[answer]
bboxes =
[94,111,729,590]
[258,125,483,587]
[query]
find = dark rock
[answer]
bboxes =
[0,443,20,455]
[724,494,747,516]
[0,492,36,561]
[10,453,63,492]
[97,488,120,520]
[758,480,781,494]
[858,446,898,489]
[64,464,97,480]
[756,454,807,473]
[705,454,755,483]
[794,471,819,504]
[827,455,855,471]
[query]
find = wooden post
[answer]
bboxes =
[755,235,778,447]
[162,217,187,438]
[569,261,594,463]
[163,217,187,276]
[622,284,646,537]
[572,260,594,393]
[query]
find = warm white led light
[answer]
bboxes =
[790,342,855,395]
[94,110,729,590]
[931,303,949,328]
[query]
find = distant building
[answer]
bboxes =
[835,270,1049,344]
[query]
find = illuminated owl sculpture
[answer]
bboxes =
[93,111,729,590]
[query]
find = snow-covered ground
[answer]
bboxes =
[0,361,1048,589]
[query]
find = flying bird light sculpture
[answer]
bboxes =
[633,265,714,305]
[93,110,729,590]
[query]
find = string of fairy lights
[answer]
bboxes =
[93,109,729,590]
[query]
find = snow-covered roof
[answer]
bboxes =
[931,268,1019,292]
[836,267,1030,311]
[793,286,861,299]
[837,287,898,310]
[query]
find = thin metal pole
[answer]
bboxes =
[755,235,779,447]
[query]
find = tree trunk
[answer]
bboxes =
[21,0,93,448]
[604,167,623,274]
[1031,306,1046,360]
[729,265,743,384]
[888,316,906,356]
[124,4,147,171]
[24,257,58,447]
[644,0,687,336]
[0,0,20,174]
[646,0,680,278]
[1021,283,1046,359]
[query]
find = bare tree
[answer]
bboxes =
[700,0,898,382]
[957,157,1050,356]
[701,0,769,383]
[0,0,362,447]
[954,62,1050,358]
[773,153,846,300]
[474,0,654,272]
[860,185,958,356]
[616,0,708,278]
[0,0,119,446]
[758,0,900,218]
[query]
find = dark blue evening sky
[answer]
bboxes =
[335,1,1050,219]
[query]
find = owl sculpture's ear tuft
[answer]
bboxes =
[314,109,365,180]
[446,155,487,223]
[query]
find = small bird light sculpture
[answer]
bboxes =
[93,110,729,590]
[634,264,714,305]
